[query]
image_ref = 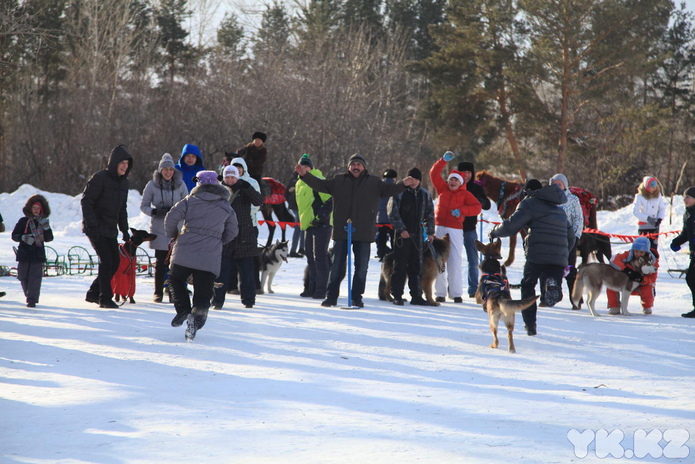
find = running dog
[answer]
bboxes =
[378,234,451,306]
[474,239,538,353]
[571,255,656,316]
[112,228,156,304]
[259,240,288,294]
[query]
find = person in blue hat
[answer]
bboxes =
[607,236,659,315]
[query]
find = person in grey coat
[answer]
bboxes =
[140,153,189,303]
[490,180,573,336]
[165,171,238,341]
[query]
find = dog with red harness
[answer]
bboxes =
[111,228,156,304]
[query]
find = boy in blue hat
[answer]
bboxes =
[607,236,659,315]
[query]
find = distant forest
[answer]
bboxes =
[1,0,694,207]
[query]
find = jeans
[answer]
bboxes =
[326,239,371,303]
[463,229,479,297]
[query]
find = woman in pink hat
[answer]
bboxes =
[632,176,666,248]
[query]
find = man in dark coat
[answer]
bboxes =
[490,180,573,336]
[295,153,417,308]
[81,145,133,309]
[670,186,695,318]
[458,161,492,298]
[387,167,435,306]
[237,131,267,184]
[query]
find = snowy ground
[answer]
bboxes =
[0,184,694,464]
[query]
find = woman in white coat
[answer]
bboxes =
[140,153,189,302]
[632,176,666,248]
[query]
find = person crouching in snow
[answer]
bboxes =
[606,236,659,315]
[11,195,53,308]
[429,151,482,303]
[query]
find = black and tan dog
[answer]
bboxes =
[474,239,538,353]
[112,228,157,304]
[378,234,451,306]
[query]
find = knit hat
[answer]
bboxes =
[458,161,474,173]
[158,153,175,171]
[348,153,367,168]
[643,176,658,191]
[684,186,695,198]
[632,236,651,252]
[223,165,240,179]
[298,153,313,169]
[407,167,422,181]
[252,131,267,143]
[195,170,219,185]
[525,179,543,191]
[549,173,568,190]
[447,170,465,185]
[383,168,397,179]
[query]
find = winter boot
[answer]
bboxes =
[681,309,695,318]
[543,278,561,307]
[608,307,621,315]
[185,314,197,341]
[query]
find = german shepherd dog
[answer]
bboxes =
[259,240,288,294]
[112,228,157,304]
[378,234,451,306]
[571,255,656,316]
[474,239,538,353]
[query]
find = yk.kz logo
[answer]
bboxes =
[567,429,690,459]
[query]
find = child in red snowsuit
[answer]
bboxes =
[606,236,658,314]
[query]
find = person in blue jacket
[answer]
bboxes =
[175,144,205,192]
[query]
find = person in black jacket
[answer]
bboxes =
[458,161,492,298]
[490,179,573,336]
[81,145,133,309]
[11,195,53,307]
[0,211,5,298]
[670,186,695,318]
[387,168,435,306]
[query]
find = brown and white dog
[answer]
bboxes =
[474,239,538,353]
[571,255,656,316]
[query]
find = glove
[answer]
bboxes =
[670,242,681,252]
[21,234,35,245]
[451,209,461,218]
[622,268,643,282]
[443,151,455,162]
[151,208,158,217]
[655,218,662,227]
[154,207,170,218]
[37,217,50,230]
[122,231,130,243]
[647,216,657,227]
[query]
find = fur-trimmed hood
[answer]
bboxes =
[23,194,50,218]
[190,182,232,202]
[151,166,185,189]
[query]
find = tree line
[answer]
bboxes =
[0,0,693,208]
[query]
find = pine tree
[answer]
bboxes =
[154,0,191,84]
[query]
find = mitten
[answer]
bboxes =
[647,216,657,227]
[37,217,50,230]
[670,242,681,252]
[22,234,35,245]
[451,209,461,218]
[151,208,158,217]
[443,151,455,162]
[122,231,130,243]
[655,218,662,227]
[622,268,643,282]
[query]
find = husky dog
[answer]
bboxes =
[378,235,451,306]
[571,255,656,316]
[474,239,538,353]
[112,228,156,304]
[259,240,288,294]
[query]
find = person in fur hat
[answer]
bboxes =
[81,145,133,309]
[165,171,238,341]
[632,176,666,248]
[140,153,189,302]
[237,131,267,184]
[429,152,482,303]
[11,194,53,307]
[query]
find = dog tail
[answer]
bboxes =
[571,269,585,308]
[500,295,538,312]
[503,234,517,267]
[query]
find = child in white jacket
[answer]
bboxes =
[632,176,666,247]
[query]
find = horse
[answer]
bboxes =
[474,170,525,266]
[475,171,602,266]
[259,177,295,249]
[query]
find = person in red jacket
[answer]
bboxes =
[429,151,482,303]
[606,236,659,315]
